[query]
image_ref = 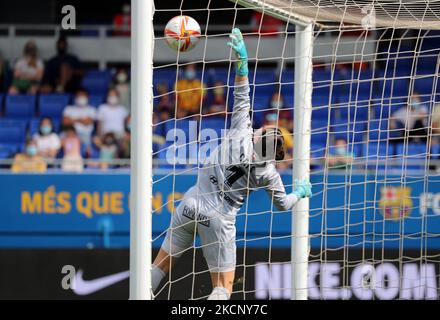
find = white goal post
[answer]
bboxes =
[130,0,154,300]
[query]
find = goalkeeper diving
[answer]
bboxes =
[152,28,312,300]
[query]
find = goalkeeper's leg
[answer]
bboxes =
[198,212,236,300]
[152,199,197,293]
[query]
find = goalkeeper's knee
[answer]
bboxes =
[207,286,230,300]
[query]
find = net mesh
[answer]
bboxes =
[151,0,440,299]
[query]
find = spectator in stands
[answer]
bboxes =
[93,132,119,170]
[11,139,47,173]
[96,88,128,138]
[431,103,440,144]
[175,64,206,118]
[61,125,83,172]
[263,112,294,170]
[119,115,131,159]
[8,41,44,94]
[40,37,83,94]
[390,91,429,143]
[113,3,131,36]
[33,118,61,159]
[265,92,293,131]
[113,68,130,111]
[62,89,96,154]
[327,138,354,170]
[205,81,226,117]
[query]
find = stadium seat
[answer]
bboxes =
[0,144,19,159]
[373,97,407,119]
[367,119,389,142]
[200,118,226,141]
[311,120,330,144]
[363,142,395,169]
[39,94,70,119]
[0,119,28,133]
[331,122,365,143]
[88,94,105,108]
[395,143,428,170]
[164,119,198,144]
[5,95,36,119]
[0,126,25,144]
[81,70,112,95]
[414,76,440,95]
[377,77,410,99]
[154,68,178,89]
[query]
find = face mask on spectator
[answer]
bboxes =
[214,87,224,96]
[26,145,37,157]
[271,100,283,109]
[116,73,127,83]
[104,137,115,146]
[41,125,52,135]
[411,101,422,110]
[335,146,346,156]
[75,96,88,107]
[25,46,37,58]
[107,95,119,105]
[185,69,196,80]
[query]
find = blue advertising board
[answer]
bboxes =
[0,172,440,249]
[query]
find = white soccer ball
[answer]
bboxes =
[164,15,201,52]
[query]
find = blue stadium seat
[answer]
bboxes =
[414,76,440,95]
[431,144,440,160]
[377,77,410,98]
[164,119,198,144]
[39,94,70,119]
[0,126,25,144]
[395,143,428,170]
[331,122,365,143]
[0,119,28,133]
[311,120,329,144]
[5,95,36,119]
[0,144,19,159]
[364,142,393,157]
[373,97,407,119]
[367,119,389,142]
[88,94,105,108]
[252,93,271,111]
[81,70,112,95]
[154,68,178,89]
[200,118,226,141]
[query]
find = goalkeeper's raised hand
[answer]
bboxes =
[292,179,313,199]
[227,28,248,77]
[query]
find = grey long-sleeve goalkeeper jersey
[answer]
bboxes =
[189,79,298,217]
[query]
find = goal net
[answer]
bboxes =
[148,0,440,300]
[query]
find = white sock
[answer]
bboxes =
[151,265,166,292]
[207,287,230,300]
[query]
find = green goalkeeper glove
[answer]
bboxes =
[227,28,249,77]
[292,179,313,199]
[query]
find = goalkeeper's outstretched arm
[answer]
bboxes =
[262,166,313,211]
[227,28,252,131]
